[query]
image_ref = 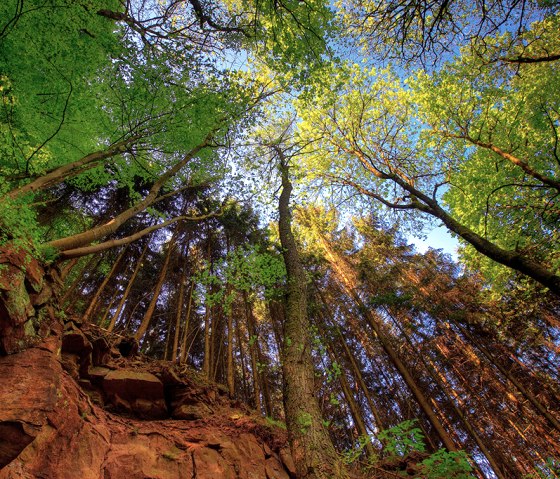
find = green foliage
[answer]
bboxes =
[0,0,122,177]
[197,244,286,309]
[328,392,340,406]
[378,420,426,457]
[0,196,40,249]
[343,424,473,478]
[227,0,336,87]
[419,449,472,479]
[294,11,560,294]
[408,15,560,290]
[0,0,258,253]
[524,457,560,479]
[377,421,473,477]
[341,435,375,465]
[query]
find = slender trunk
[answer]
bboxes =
[59,258,78,281]
[243,291,262,413]
[6,136,138,200]
[134,236,175,341]
[386,309,506,479]
[163,312,173,361]
[335,293,407,430]
[107,242,148,332]
[277,154,347,479]
[179,281,195,364]
[268,300,285,353]
[357,286,457,451]
[83,246,128,323]
[456,323,560,433]
[323,340,376,459]
[61,255,100,306]
[203,306,212,377]
[260,359,273,417]
[171,259,188,362]
[123,288,152,331]
[227,300,235,397]
[315,284,385,431]
[212,329,224,383]
[235,317,250,402]
[98,288,120,328]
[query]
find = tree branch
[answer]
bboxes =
[58,210,222,259]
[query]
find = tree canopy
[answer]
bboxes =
[1,1,559,478]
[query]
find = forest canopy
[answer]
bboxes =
[1,1,559,478]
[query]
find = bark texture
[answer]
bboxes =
[277,155,347,479]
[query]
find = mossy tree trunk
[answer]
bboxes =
[276,149,347,479]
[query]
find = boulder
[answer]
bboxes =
[0,347,294,479]
[266,456,291,479]
[61,328,93,376]
[103,369,167,419]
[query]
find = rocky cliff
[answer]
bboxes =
[0,246,294,478]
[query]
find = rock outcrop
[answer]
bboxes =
[0,319,293,479]
[0,243,57,355]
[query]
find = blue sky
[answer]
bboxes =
[409,225,459,260]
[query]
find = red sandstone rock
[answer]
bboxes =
[266,456,291,479]
[0,320,293,479]
[103,369,167,418]
[0,244,52,354]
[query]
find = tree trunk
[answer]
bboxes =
[134,236,175,341]
[170,252,188,362]
[59,258,79,281]
[243,291,262,413]
[235,317,250,402]
[305,215,457,452]
[226,297,235,397]
[392,174,560,295]
[45,134,212,253]
[107,242,149,332]
[179,281,195,364]
[83,246,128,323]
[455,323,560,433]
[314,284,386,431]
[341,155,560,294]
[323,338,376,459]
[203,306,212,377]
[6,136,138,200]
[386,308,506,478]
[98,288,120,328]
[60,255,101,306]
[277,154,347,479]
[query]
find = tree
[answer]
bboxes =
[338,0,559,66]
[276,148,348,478]
[295,54,560,294]
[299,207,458,453]
[3,2,560,477]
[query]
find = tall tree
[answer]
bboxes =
[276,146,348,478]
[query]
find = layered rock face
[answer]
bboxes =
[0,244,57,355]
[0,320,293,479]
